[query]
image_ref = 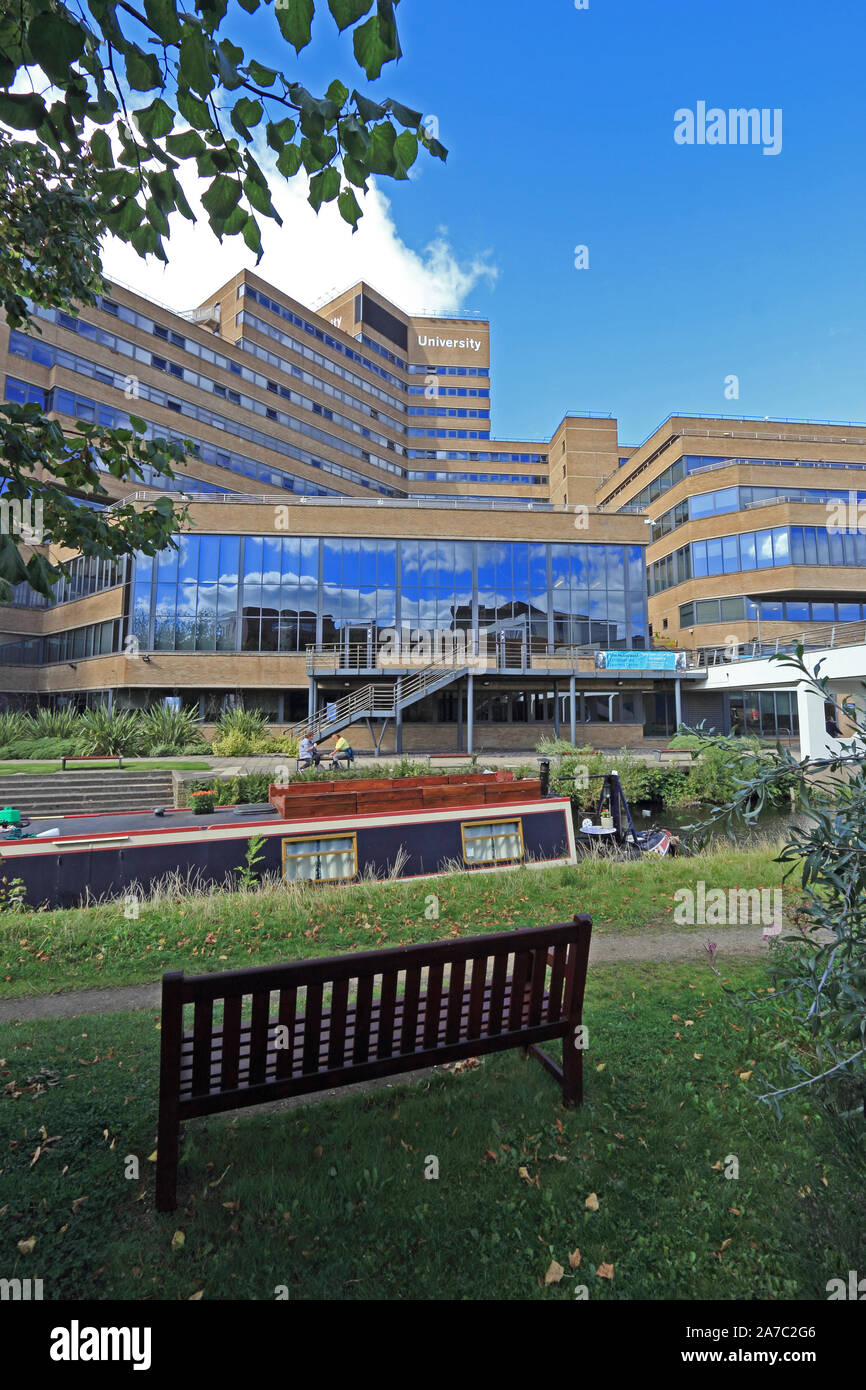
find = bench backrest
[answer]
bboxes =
[160,916,592,1112]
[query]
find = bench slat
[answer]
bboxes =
[423,963,444,1049]
[221,996,242,1090]
[303,983,324,1074]
[548,943,567,1022]
[528,947,548,1027]
[377,971,398,1060]
[445,958,467,1044]
[192,999,213,1095]
[467,956,487,1039]
[508,951,531,1030]
[488,952,508,1035]
[328,978,349,1068]
[249,991,271,1086]
[353,975,374,1063]
[275,988,296,1080]
[400,966,422,1054]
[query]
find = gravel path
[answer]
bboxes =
[0,925,786,1024]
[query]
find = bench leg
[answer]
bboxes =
[155,1098,179,1212]
[561,1023,583,1107]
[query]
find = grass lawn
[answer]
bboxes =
[0,958,862,1300]
[0,846,792,997]
[0,760,212,776]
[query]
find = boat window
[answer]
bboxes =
[281,833,357,883]
[461,818,524,867]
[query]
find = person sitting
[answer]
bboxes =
[298,732,322,771]
[329,733,355,769]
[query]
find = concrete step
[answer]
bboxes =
[0,770,176,815]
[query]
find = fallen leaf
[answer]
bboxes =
[17,1237,35,1255]
[584,1192,599,1211]
[189,1290,204,1300]
[71,1196,87,1214]
[544,1260,564,1285]
[739,1071,753,1082]
[596,1262,615,1280]
[171,1230,186,1251]
[568,1248,581,1268]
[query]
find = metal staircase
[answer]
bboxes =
[288,660,470,745]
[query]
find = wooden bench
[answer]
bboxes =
[60,754,124,771]
[155,913,592,1211]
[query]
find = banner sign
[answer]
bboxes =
[594,650,687,672]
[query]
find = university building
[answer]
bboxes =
[1,270,864,748]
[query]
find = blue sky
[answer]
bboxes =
[114,0,866,449]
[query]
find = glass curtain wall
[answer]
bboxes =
[129,536,647,653]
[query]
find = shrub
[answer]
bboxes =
[211,706,272,756]
[210,727,272,757]
[77,707,144,756]
[269,733,299,756]
[24,707,80,740]
[189,789,216,815]
[0,711,28,744]
[139,704,206,755]
[6,737,79,760]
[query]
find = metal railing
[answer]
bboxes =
[691,618,866,668]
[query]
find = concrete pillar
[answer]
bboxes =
[674,678,682,732]
[569,674,577,744]
[797,682,837,759]
[307,677,315,723]
[553,679,560,738]
[467,672,474,755]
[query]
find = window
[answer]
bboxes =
[461,818,524,867]
[282,833,357,883]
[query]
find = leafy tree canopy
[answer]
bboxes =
[0,0,446,596]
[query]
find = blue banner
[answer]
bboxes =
[595,650,686,671]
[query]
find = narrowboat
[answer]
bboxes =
[0,772,577,909]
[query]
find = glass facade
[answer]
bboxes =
[649,526,866,595]
[129,536,647,654]
[652,484,866,540]
[680,596,866,627]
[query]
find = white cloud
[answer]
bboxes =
[100,158,498,316]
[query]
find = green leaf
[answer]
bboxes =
[387,99,423,129]
[128,416,147,434]
[143,0,183,43]
[308,166,340,211]
[124,46,163,92]
[165,129,207,158]
[275,143,303,178]
[394,129,418,176]
[338,186,362,231]
[274,0,315,53]
[326,79,349,108]
[201,174,243,221]
[231,96,263,138]
[243,175,279,219]
[247,59,277,86]
[177,87,212,130]
[27,12,86,84]
[237,0,260,11]
[266,116,297,152]
[178,25,213,97]
[0,92,46,130]
[90,128,114,169]
[328,0,373,30]
[242,212,263,258]
[135,97,175,138]
[353,2,401,80]
[353,92,387,123]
